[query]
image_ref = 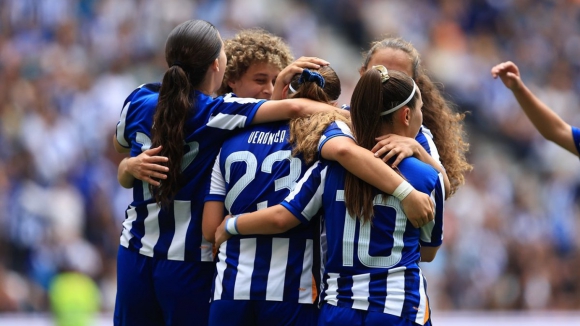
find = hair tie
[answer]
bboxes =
[380,81,417,116]
[372,65,390,83]
[171,61,187,69]
[298,69,325,88]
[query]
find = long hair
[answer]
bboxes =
[346,69,419,222]
[287,66,346,164]
[150,20,222,207]
[361,37,472,197]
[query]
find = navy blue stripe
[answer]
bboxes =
[184,206,203,261]
[283,238,306,301]
[250,237,272,300]
[128,204,149,250]
[153,205,174,260]
[338,275,354,309]
[221,238,241,300]
[402,269,420,321]
[369,274,387,311]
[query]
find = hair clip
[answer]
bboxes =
[372,65,389,83]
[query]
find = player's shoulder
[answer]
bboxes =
[125,82,160,109]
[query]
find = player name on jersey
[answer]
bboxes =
[247,129,287,145]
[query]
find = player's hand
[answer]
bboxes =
[401,190,434,228]
[491,61,522,91]
[126,146,169,186]
[372,134,420,168]
[215,215,233,247]
[272,57,330,100]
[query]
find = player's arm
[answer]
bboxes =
[492,61,578,156]
[113,134,130,153]
[251,98,347,125]
[117,146,168,188]
[321,137,434,228]
[272,56,329,100]
[202,201,227,244]
[214,205,300,247]
[372,134,450,198]
[420,246,440,262]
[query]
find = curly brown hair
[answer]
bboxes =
[217,29,294,96]
[360,37,472,197]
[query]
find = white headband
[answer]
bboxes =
[288,84,297,94]
[380,81,417,116]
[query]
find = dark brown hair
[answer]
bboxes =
[361,37,472,197]
[150,20,222,207]
[346,68,418,222]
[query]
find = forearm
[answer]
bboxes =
[512,83,574,151]
[323,139,404,194]
[202,201,225,243]
[235,205,300,235]
[117,158,135,188]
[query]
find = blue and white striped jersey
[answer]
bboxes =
[282,127,445,325]
[573,126,580,155]
[206,121,316,304]
[115,84,265,262]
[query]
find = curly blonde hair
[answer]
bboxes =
[217,29,294,96]
[361,37,472,197]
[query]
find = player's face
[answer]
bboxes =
[365,48,413,78]
[409,90,423,137]
[213,37,227,93]
[228,62,280,100]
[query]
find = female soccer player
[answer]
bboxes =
[491,61,580,157]
[203,67,342,326]
[214,66,444,326]
[360,37,472,197]
[113,19,346,326]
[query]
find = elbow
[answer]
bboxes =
[271,216,294,233]
[329,141,355,161]
[421,254,436,263]
[202,230,215,244]
[287,101,304,119]
[420,246,440,262]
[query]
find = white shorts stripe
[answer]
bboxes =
[120,206,137,248]
[167,200,191,261]
[299,239,314,304]
[234,238,257,300]
[384,267,406,316]
[138,203,161,257]
[266,238,290,301]
[351,273,370,310]
[214,241,228,300]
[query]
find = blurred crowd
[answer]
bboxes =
[0,0,579,317]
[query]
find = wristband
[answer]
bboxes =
[392,180,414,201]
[225,214,242,235]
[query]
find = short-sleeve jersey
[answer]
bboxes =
[206,121,317,304]
[283,126,445,325]
[572,126,580,155]
[115,84,265,262]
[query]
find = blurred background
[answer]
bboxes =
[0,0,579,324]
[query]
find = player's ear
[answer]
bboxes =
[282,84,290,99]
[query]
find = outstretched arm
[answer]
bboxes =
[251,98,346,125]
[491,61,578,157]
[321,137,434,228]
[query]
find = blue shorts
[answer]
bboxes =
[318,304,432,326]
[114,245,214,326]
[208,300,318,326]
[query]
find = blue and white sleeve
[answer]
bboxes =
[207,93,266,130]
[281,161,326,224]
[419,171,445,247]
[317,121,356,153]
[416,125,442,168]
[204,150,226,202]
[115,87,142,149]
